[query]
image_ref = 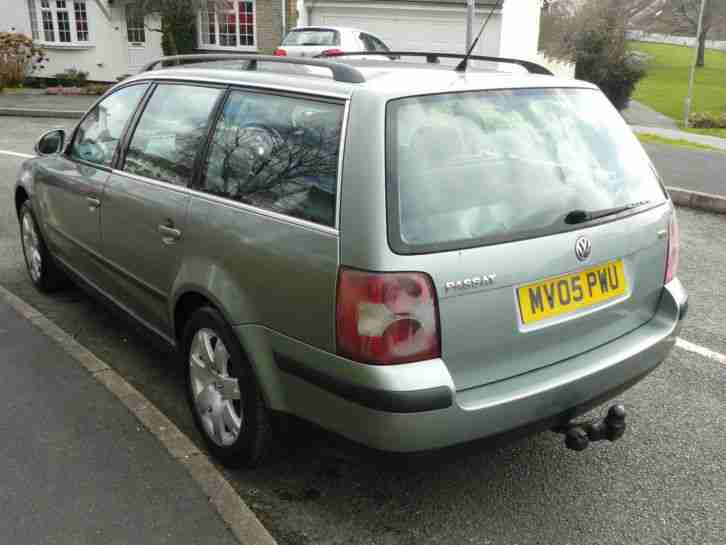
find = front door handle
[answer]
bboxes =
[86,196,101,209]
[158,223,182,243]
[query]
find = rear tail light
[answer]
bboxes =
[322,48,344,57]
[273,48,287,56]
[336,267,441,365]
[665,210,680,284]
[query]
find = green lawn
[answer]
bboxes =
[630,42,726,133]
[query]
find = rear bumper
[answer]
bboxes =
[268,278,687,452]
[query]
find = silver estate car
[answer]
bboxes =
[15,53,687,467]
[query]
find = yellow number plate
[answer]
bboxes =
[517,260,627,325]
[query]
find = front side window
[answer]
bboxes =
[198,0,255,49]
[70,84,148,167]
[387,88,667,254]
[32,0,90,44]
[123,85,222,187]
[198,91,344,227]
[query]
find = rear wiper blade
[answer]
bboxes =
[564,200,651,225]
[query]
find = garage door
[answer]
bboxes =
[309,5,502,58]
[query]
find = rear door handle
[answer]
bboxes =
[86,196,101,209]
[158,223,182,242]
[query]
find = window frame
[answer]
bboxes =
[116,81,229,188]
[29,0,93,47]
[125,5,146,45]
[384,88,668,256]
[90,79,348,235]
[66,82,152,171]
[197,0,257,52]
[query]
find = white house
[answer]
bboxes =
[5,0,163,81]
[4,0,572,82]
[5,0,297,82]
[299,0,574,76]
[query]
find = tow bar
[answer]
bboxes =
[553,404,627,451]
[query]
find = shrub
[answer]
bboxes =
[52,68,89,87]
[539,0,648,111]
[162,12,196,55]
[84,83,111,95]
[689,112,726,129]
[0,32,46,87]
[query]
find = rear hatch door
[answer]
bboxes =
[386,87,671,390]
[282,28,340,57]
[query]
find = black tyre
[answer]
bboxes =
[19,201,66,293]
[183,306,274,467]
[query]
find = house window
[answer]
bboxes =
[199,0,256,50]
[126,6,146,44]
[26,0,40,40]
[30,0,90,45]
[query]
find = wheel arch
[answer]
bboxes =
[15,186,30,219]
[171,285,287,412]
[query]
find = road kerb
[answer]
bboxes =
[0,107,85,119]
[668,186,726,215]
[0,284,279,545]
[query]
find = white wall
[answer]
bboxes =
[307,2,502,58]
[499,0,541,60]
[535,52,575,78]
[4,1,32,35]
[6,0,163,82]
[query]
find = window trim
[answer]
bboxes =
[66,82,152,172]
[116,81,228,187]
[197,0,257,52]
[384,88,669,256]
[193,85,349,231]
[30,0,93,47]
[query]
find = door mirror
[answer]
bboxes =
[35,129,66,156]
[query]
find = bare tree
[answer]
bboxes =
[672,0,726,66]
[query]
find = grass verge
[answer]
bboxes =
[637,133,724,153]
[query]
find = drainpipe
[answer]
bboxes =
[282,0,287,36]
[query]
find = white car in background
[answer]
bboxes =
[274,26,394,59]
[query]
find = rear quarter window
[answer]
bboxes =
[197,90,344,228]
[386,88,667,254]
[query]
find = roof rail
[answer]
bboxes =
[316,51,554,76]
[139,54,366,84]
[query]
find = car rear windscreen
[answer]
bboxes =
[283,29,340,46]
[386,88,667,254]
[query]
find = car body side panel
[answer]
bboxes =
[100,172,191,337]
[177,195,339,352]
[32,156,109,280]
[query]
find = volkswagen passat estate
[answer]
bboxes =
[15,53,687,467]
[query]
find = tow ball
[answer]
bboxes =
[553,404,627,451]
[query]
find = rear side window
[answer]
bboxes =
[386,88,667,254]
[197,90,344,228]
[70,84,148,167]
[283,29,339,46]
[123,84,222,186]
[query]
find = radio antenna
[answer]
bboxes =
[456,0,503,72]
